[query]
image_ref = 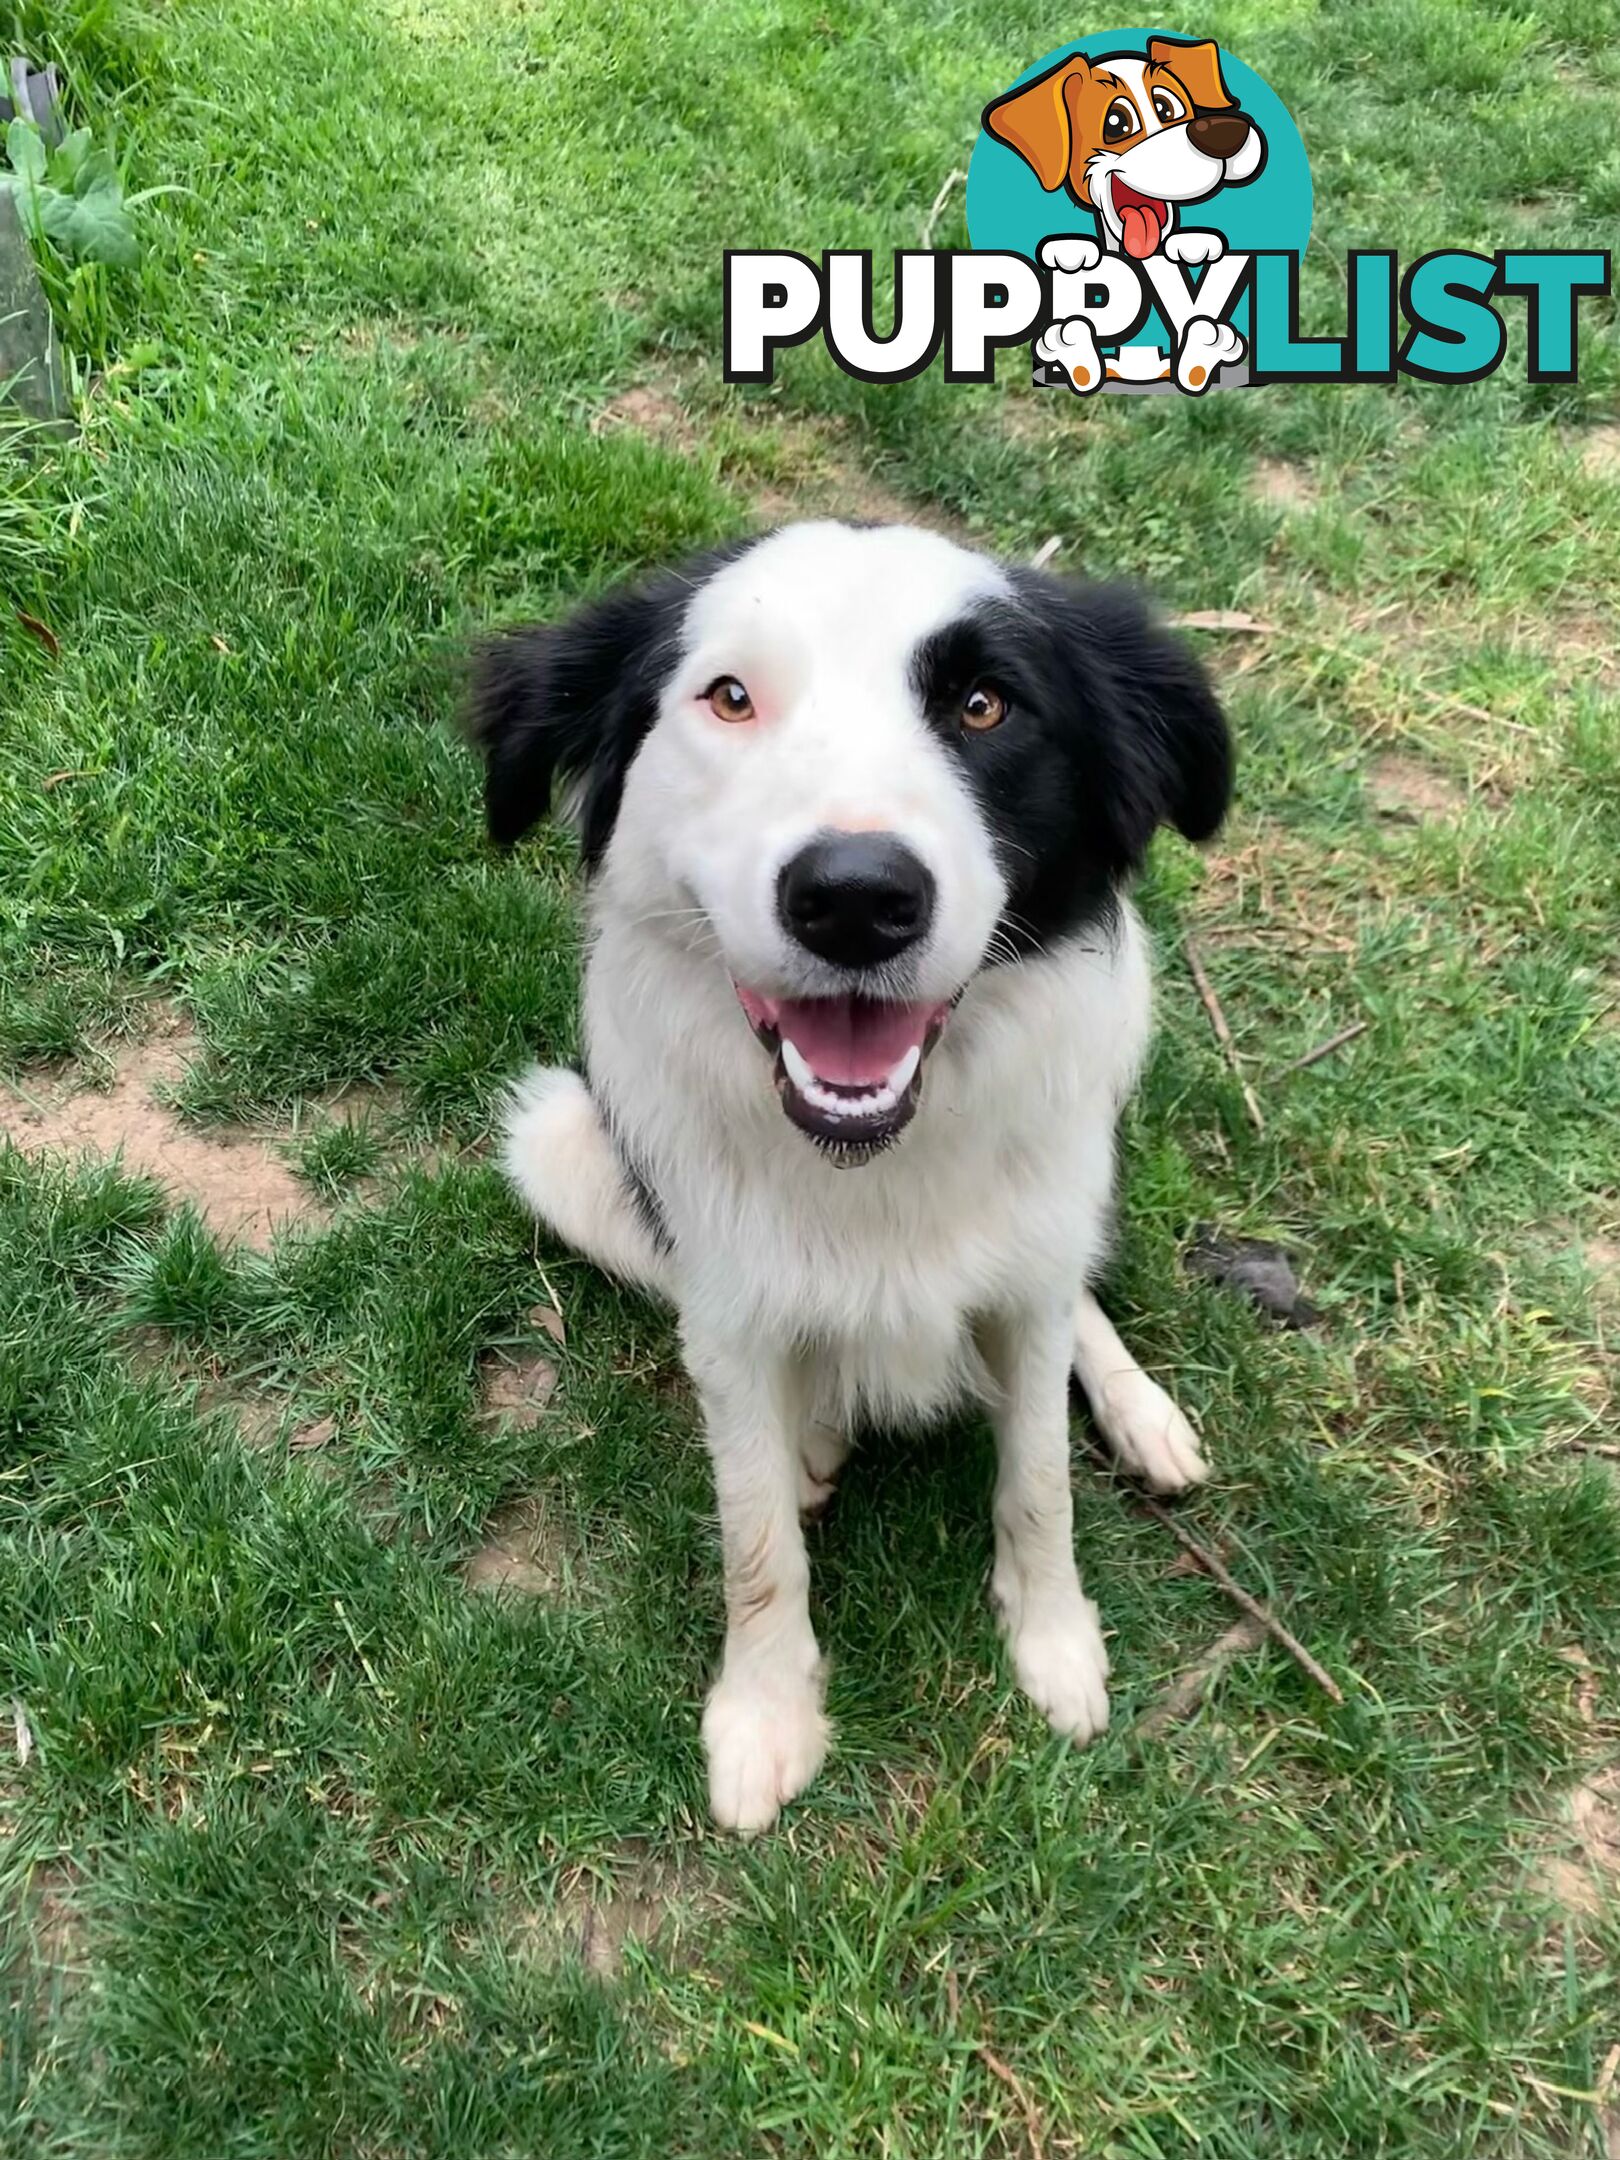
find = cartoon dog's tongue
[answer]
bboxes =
[1112,177,1168,260]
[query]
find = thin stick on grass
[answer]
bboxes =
[919,168,964,248]
[976,2047,1047,2160]
[1134,1490,1343,1703]
[1281,1019,1368,1073]
[1089,1445,1344,1705]
[1184,933,1265,1133]
[1136,1617,1266,1738]
[1571,1441,1620,1461]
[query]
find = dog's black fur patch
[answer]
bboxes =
[466,542,754,864]
[910,571,1231,957]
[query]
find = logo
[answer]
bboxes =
[723,27,1609,396]
[971,31,1305,394]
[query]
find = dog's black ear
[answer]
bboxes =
[465,544,751,866]
[465,589,668,866]
[465,624,567,850]
[1078,582,1233,860]
[1009,569,1233,872]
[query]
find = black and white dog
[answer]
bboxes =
[469,521,1231,1830]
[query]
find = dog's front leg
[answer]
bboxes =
[1072,1289,1207,1493]
[685,1329,830,1831]
[979,1303,1111,1743]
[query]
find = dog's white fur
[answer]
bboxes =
[500,524,1206,1831]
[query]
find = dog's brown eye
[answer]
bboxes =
[705,676,755,723]
[1151,88,1184,124]
[1103,98,1137,142]
[962,685,1007,732]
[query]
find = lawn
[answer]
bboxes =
[3,0,1619,2153]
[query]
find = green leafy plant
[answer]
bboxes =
[1,115,177,361]
[3,117,138,268]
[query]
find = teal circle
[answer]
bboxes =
[965,27,1311,260]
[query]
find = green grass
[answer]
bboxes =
[3,0,1620,2153]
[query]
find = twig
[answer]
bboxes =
[1124,1481,1344,1705]
[1029,534,1062,570]
[1281,1019,1368,1074]
[1571,1440,1620,1461]
[977,2047,1047,2160]
[1409,684,1498,728]
[1136,1618,1266,1738]
[920,168,965,249]
[1184,934,1265,1133]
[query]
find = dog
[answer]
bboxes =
[469,521,1232,1830]
[984,37,1265,393]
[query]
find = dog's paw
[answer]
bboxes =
[1086,1367,1209,1493]
[1163,229,1225,266]
[1174,315,1245,393]
[703,1669,829,1833]
[1007,1596,1111,1743]
[1034,315,1104,395]
[1039,234,1101,274]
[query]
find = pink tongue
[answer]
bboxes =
[1120,201,1163,259]
[776,997,934,1085]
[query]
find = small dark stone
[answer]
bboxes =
[1184,1226,1322,1328]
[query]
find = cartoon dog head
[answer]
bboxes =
[983,38,1265,260]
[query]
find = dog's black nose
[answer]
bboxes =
[777,833,936,968]
[1188,109,1252,160]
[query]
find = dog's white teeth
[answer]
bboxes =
[781,1037,924,1124]
[781,1039,817,1092]
[887,1045,921,1095]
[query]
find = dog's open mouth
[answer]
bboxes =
[734,985,949,1157]
[1111,175,1169,260]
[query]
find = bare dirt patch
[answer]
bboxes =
[1253,458,1316,511]
[11,1862,85,1975]
[1540,1763,1620,1922]
[462,1492,568,1597]
[1576,423,1620,480]
[122,1328,296,1449]
[0,1014,319,1250]
[1368,753,1468,822]
[1536,1650,1620,1930]
[516,1842,719,1978]
[590,385,698,451]
[337,317,425,357]
[477,1351,559,1432]
[1586,1236,1620,1305]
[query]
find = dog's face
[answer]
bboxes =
[471,522,1229,1158]
[984,37,1266,258]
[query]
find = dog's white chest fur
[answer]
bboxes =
[583,901,1152,1422]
